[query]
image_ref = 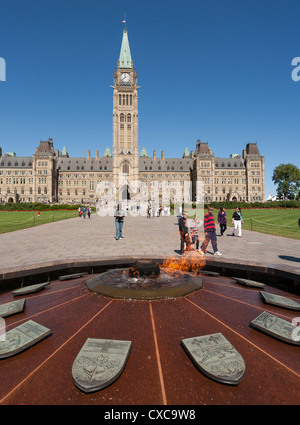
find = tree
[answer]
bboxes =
[272,163,300,200]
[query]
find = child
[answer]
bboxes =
[190,217,200,251]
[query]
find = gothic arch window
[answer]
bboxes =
[127,114,131,123]
[122,161,129,174]
[120,114,125,123]
[44,187,47,194]
[38,187,41,194]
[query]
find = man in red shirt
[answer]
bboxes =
[199,206,222,256]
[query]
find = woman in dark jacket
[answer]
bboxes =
[218,207,227,236]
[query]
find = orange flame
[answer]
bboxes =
[161,256,206,275]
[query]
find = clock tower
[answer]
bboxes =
[112,27,139,201]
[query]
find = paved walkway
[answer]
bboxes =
[0,213,299,275]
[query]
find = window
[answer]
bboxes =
[122,161,129,174]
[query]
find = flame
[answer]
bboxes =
[161,256,206,275]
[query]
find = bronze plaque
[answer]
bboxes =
[232,277,265,288]
[251,311,300,345]
[182,333,246,385]
[260,291,300,311]
[72,338,132,393]
[13,282,50,296]
[0,299,26,318]
[59,272,88,281]
[0,320,51,359]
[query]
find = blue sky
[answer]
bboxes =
[0,0,299,198]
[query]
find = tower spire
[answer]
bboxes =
[119,17,132,69]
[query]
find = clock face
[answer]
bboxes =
[121,73,130,83]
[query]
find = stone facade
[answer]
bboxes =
[0,29,265,205]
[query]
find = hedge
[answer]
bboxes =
[0,200,299,212]
[171,200,300,210]
[0,202,96,211]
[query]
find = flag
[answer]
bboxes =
[122,20,126,23]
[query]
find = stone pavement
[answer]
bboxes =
[0,213,299,275]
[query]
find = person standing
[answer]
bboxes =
[218,207,227,236]
[114,203,125,240]
[190,217,200,251]
[199,206,222,256]
[178,211,191,254]
[232,207,244,237]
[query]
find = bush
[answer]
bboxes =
[0,202,83,211]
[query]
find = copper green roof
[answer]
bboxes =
[183,147,189,157]
[104,147,112,157]
[119,29,132,68]
[61,146,68,156]
[140,147,148,157]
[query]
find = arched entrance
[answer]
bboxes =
[121,185,130,201]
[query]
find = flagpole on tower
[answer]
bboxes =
[122,13,127,31]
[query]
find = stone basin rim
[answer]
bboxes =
[0,255,299,295]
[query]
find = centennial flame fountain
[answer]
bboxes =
[86,259,204,300]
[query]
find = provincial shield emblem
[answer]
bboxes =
[251,311,300,345]
[59,272,88,281]
[231,277,265,288]
[13,282,50,296]
[0,320,51,359]
[259,291,300,311]
[72,338,132,393]
[182,333,246,385]
[0,298,26,318]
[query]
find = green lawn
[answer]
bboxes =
[1,208,300,240]
[0,210,79,234]
[184,208,300,240]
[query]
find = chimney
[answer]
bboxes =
[56,149,59,157]
[161,150,165,159]
[153,150,156,159]
[87,149,90,159]
[95,150,99,159]
[191,150,194,158]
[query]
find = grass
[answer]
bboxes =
[0,208,300,240]
[184,208,300,240]
[0,210,79,234]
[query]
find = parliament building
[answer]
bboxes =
[0,28,265,206]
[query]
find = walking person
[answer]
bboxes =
[199,206,222,256]
[178,211,191,254]
[82,205,87,219]
[87,206,91,219]
[218,207,227,236]
[232,207,244,237]
[114,203,125,240]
